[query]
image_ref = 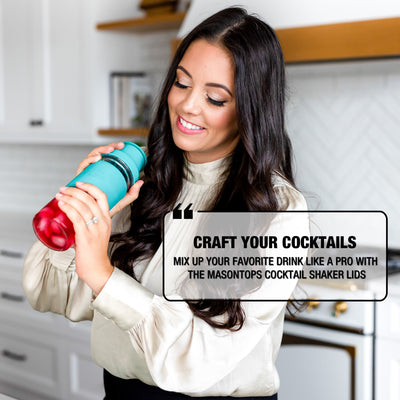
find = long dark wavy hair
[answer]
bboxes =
[110,7,295,330]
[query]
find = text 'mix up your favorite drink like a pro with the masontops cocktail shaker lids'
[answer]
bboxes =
[33,142,147,251]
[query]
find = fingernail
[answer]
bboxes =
[76,181,84,186]
[58,200,64,206]
[59,186,67,192]
[55,192,63,199]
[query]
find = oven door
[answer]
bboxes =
[276,320,373,400]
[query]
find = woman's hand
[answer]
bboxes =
[76,141,144,217]
[56,182,112,294]
[110,179,144,217]
[56,178,143,294]
[76,142,125,176]
[57,142,145,294]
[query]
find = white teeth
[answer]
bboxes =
[180,117,203,130]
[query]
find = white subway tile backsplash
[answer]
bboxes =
[0,144,93,214]
[286,58,400,247]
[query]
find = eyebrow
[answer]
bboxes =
[176,65,233,97]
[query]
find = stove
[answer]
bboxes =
[277,281,379,400]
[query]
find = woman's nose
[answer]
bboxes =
[181,90,201,115]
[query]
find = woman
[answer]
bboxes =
[23,7,308,399]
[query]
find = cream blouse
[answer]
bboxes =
[23,157,308,397]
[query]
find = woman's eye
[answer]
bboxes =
[174,80,188,89]
[207,97,226,107]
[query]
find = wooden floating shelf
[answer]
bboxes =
[277,17,400,63]
[98,128,149,137]
[96,12,186,32]
[161,17,400,63]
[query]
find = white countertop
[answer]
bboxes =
[0,393,18,400]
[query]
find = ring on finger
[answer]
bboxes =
[85,216,99,226]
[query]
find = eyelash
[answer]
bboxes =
[173,80,227,107]
[174,81,187,89]
[207,97,226,107]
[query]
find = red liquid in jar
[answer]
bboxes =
[32,198,75,251]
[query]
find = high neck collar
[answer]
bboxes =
[183,155,231,185]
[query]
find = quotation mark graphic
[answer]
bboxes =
[173,203,193,219]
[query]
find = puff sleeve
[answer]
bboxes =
[22,241,94,322]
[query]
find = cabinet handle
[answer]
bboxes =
[2,349,27,362]
[1,292,25,302]
[0,249,24,259]
[29,119,44,126]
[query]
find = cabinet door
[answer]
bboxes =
[0,0,91,143]
[376,295,400,339]
[375,295,400,400]
[62,339,105,400]
[0,0,40,136]
[375,338,400,400]
[43,0,91,142]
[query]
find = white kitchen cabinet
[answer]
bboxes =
[0,318,65,399]
[0,0,93,143]
[0,0,157,144]
[0,212,104,400]
[62,333,104,400]
[375,295,400,400]
[0,318,104,400]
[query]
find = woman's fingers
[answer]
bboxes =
[76,154,101,176]
[58,178,142,225]
[57,184,114,295]
[87,142,124,157]
[57,183,110,228]
[57,197,88,236]
[109,180,144,217]
[56,191,94,227]
[75,181,110,216]
[75,142,125,175]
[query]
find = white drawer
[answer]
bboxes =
[0,249,25,270]
[0,277,58,329]
[0,327,63,399]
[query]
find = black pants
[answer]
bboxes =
[104,369,278,400]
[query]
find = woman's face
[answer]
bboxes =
[168,39,239,163]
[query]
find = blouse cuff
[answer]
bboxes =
[91,267,154,330]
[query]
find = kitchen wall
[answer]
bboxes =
[0,144,93,214]
[1,0,399,248]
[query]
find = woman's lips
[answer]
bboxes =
[176,116,205,135]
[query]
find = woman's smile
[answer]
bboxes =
[176,115,205,135]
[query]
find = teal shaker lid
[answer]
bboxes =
[122,142,147,168]
[110,142,147,183]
